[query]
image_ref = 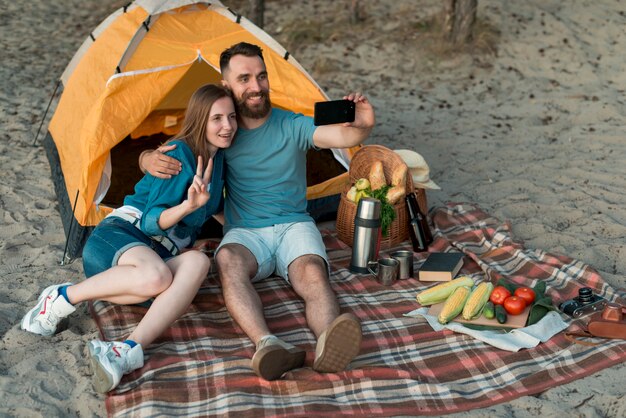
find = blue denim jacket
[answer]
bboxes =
[123,140,224,247]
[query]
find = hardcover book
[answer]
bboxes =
[418,252,464,282]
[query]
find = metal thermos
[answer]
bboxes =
[349,197,382,274]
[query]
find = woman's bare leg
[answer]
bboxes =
[67,247,209,347]
[126,250,210,347]
[66,246,174,305]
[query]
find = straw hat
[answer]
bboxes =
[393,149,440,190]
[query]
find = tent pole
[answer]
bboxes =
[60,189,80,266]
[32,78,61,147]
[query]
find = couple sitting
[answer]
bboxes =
[21,42,376,392]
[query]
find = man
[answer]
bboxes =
[141,42,375,380]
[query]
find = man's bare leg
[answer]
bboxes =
[288,254,339,337]
[216,244,306,380]
[289,254,362,373]
[215,244,270,345]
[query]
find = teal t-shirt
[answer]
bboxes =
[223,108,317,230]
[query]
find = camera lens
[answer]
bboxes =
[559,299,579,317]
[578,287,593,303]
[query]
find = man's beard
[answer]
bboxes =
[236,90,271,119]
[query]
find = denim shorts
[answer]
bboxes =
[216,221,329,282]
[82,216,174,278]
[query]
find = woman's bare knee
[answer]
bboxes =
[177,251,211,283]
[136,262,173,296]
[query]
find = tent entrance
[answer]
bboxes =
[100,134,168,207]
[101,59,220,207]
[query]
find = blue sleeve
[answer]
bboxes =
[288,112,317,151]
[140,143,201,236]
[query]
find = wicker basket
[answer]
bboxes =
[336,145,428,248]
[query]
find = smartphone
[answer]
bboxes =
[314,100,356,126]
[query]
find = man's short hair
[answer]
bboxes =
[220,42,264,74]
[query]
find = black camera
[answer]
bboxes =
[559,287,607,318]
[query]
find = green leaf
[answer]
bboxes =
[532,281,547,298]
[368,185,396,236]
[496,278,517,294]
[526,296,556,326]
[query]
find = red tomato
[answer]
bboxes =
[503,296,526,315]
[489,286,512,305]
[514,287,536,305]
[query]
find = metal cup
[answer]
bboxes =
[367,258,399,286]
[390,250,414,279]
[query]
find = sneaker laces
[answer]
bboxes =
[37,305,61,330]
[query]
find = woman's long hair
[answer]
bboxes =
[168,84,232,162]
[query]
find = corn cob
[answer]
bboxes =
[416,276,474,306]
[438,286,471,324]
[461,282,494,320]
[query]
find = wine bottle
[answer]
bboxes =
[405,192,431,252]
[416,193,433,245]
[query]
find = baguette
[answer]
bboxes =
[369,161,387,190]
[386,185,405,204]
[391,164,408,187]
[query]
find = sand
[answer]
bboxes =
[1,0,624,416]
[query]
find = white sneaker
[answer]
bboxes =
[20,283,76,336]
[87,340,144,393]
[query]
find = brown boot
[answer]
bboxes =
[251,336,305,380]
[313,313,362,373]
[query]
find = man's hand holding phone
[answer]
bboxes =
[314,93,374,130]
[344,92,375,131]
[311,92,375,149]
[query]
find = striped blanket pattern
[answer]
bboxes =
[91,204,626,416]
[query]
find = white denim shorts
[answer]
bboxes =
[216,221,329,282]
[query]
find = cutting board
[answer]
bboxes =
[427,302,531,329]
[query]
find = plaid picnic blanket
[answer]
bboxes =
[91,203,626,417]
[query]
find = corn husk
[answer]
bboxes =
[416,276,475,306]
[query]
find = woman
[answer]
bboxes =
[20,84,237,393]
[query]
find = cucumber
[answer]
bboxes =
[483,301,495,320]
[495,304,508,324]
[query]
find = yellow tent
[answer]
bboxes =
[43,0,356,261]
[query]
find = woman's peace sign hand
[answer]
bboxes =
[186,155,213,211]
